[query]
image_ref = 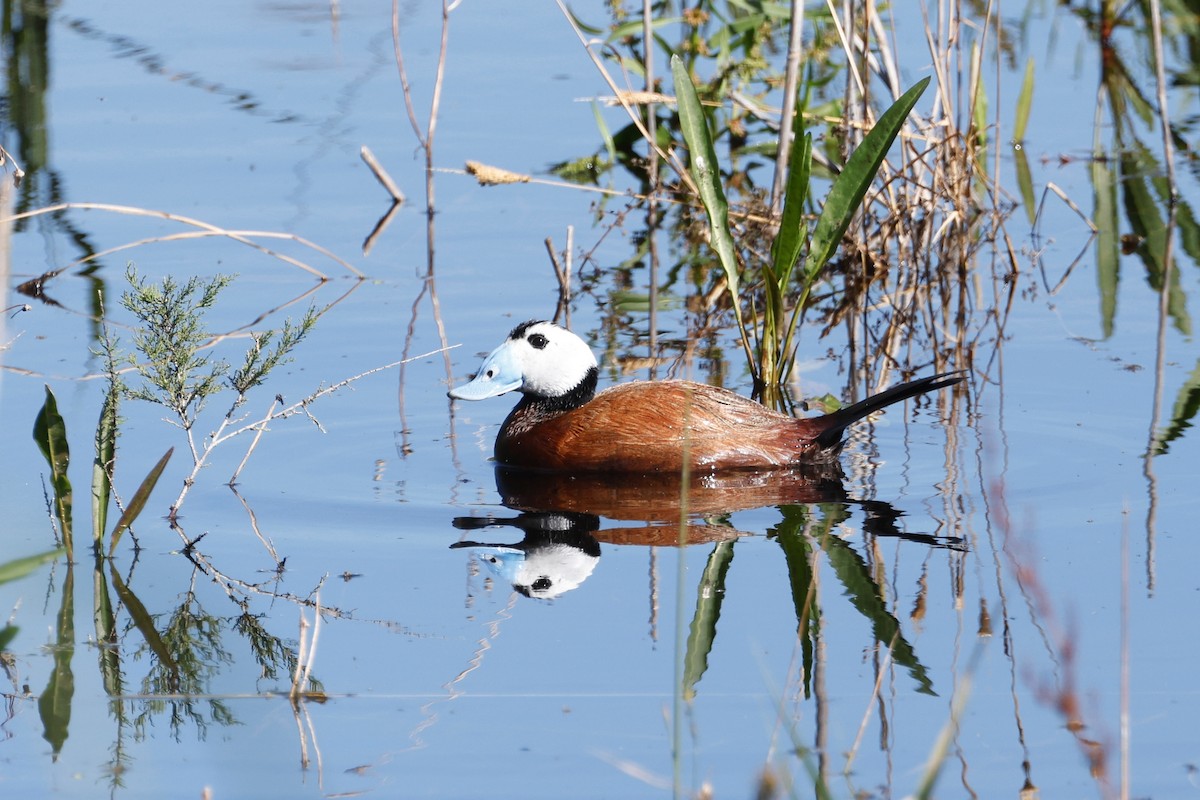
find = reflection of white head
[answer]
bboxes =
[448,321,598,401]
[477,543,599,600]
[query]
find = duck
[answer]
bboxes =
[448,321,963,473]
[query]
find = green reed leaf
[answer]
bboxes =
[804,77,929,285]
[671,54,757,379]
[108,447,174,558]
[1014,58,1035,143]
[33,385,73,558]
[0,548,66,585]
[92,381,118,551]
[671,55,739,298]
[1092,155,1119,337]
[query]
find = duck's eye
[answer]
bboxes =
[486,369,495,378]
[528,333,549,350]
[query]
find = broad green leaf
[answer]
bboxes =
[771,125,813,289]
[671,58,738,295]
[33,385,73,558]
[92,382,118,551]
[108,447,174,558]
[1013,58,1035,143]
[682,541,735,700]
[804,77,930,283]
[671,54,755,374]
[0,548,66,585]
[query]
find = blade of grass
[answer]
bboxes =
[108,447,174,558]
[1014,57,1035,143]
[92,381,118,552]
[33,385,73,559]
[670,54,756,378]
[0,548,67,585]
[803,77,930,285]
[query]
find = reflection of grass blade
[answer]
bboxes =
[108,448,173,558]
[110,564,179,678]
[1152,356,1200,455]
[1122,154,1191,335]
[92,381,118,551]
[33,385,73,558]
[93,557,122,697]
[773,505,819,698]
[821,535,936,695]
[1014,146,1036,226]
[682,541,735,700]
[803,77,929,284]
[39,566,75,757]
[0,548,66,585]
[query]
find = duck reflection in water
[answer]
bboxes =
[449,321,965,598]
[452,465,963,600]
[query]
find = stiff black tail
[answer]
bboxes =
[814,371,965,450]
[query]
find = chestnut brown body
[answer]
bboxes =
[494,376,959,473]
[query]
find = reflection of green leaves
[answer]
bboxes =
[1152,356,1200,455]
[682,541,736,700]
[1121,149,1190,336]
[40,566,75,758]
[34,385,73,557]
[110,567,178,683]
[821,535,936,695]
[774,505,822,698]
[94,559,122,697]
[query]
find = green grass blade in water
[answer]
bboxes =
[92,382,118,551]
[108,447,174,558]
[804,77,930,283]
[0,548,67,585]
[33,385,74,558]
[670,56,741,310]
[1013,58,1036,144]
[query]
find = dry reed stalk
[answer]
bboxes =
[3,202,362,278]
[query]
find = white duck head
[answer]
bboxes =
[449,321,598,402]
